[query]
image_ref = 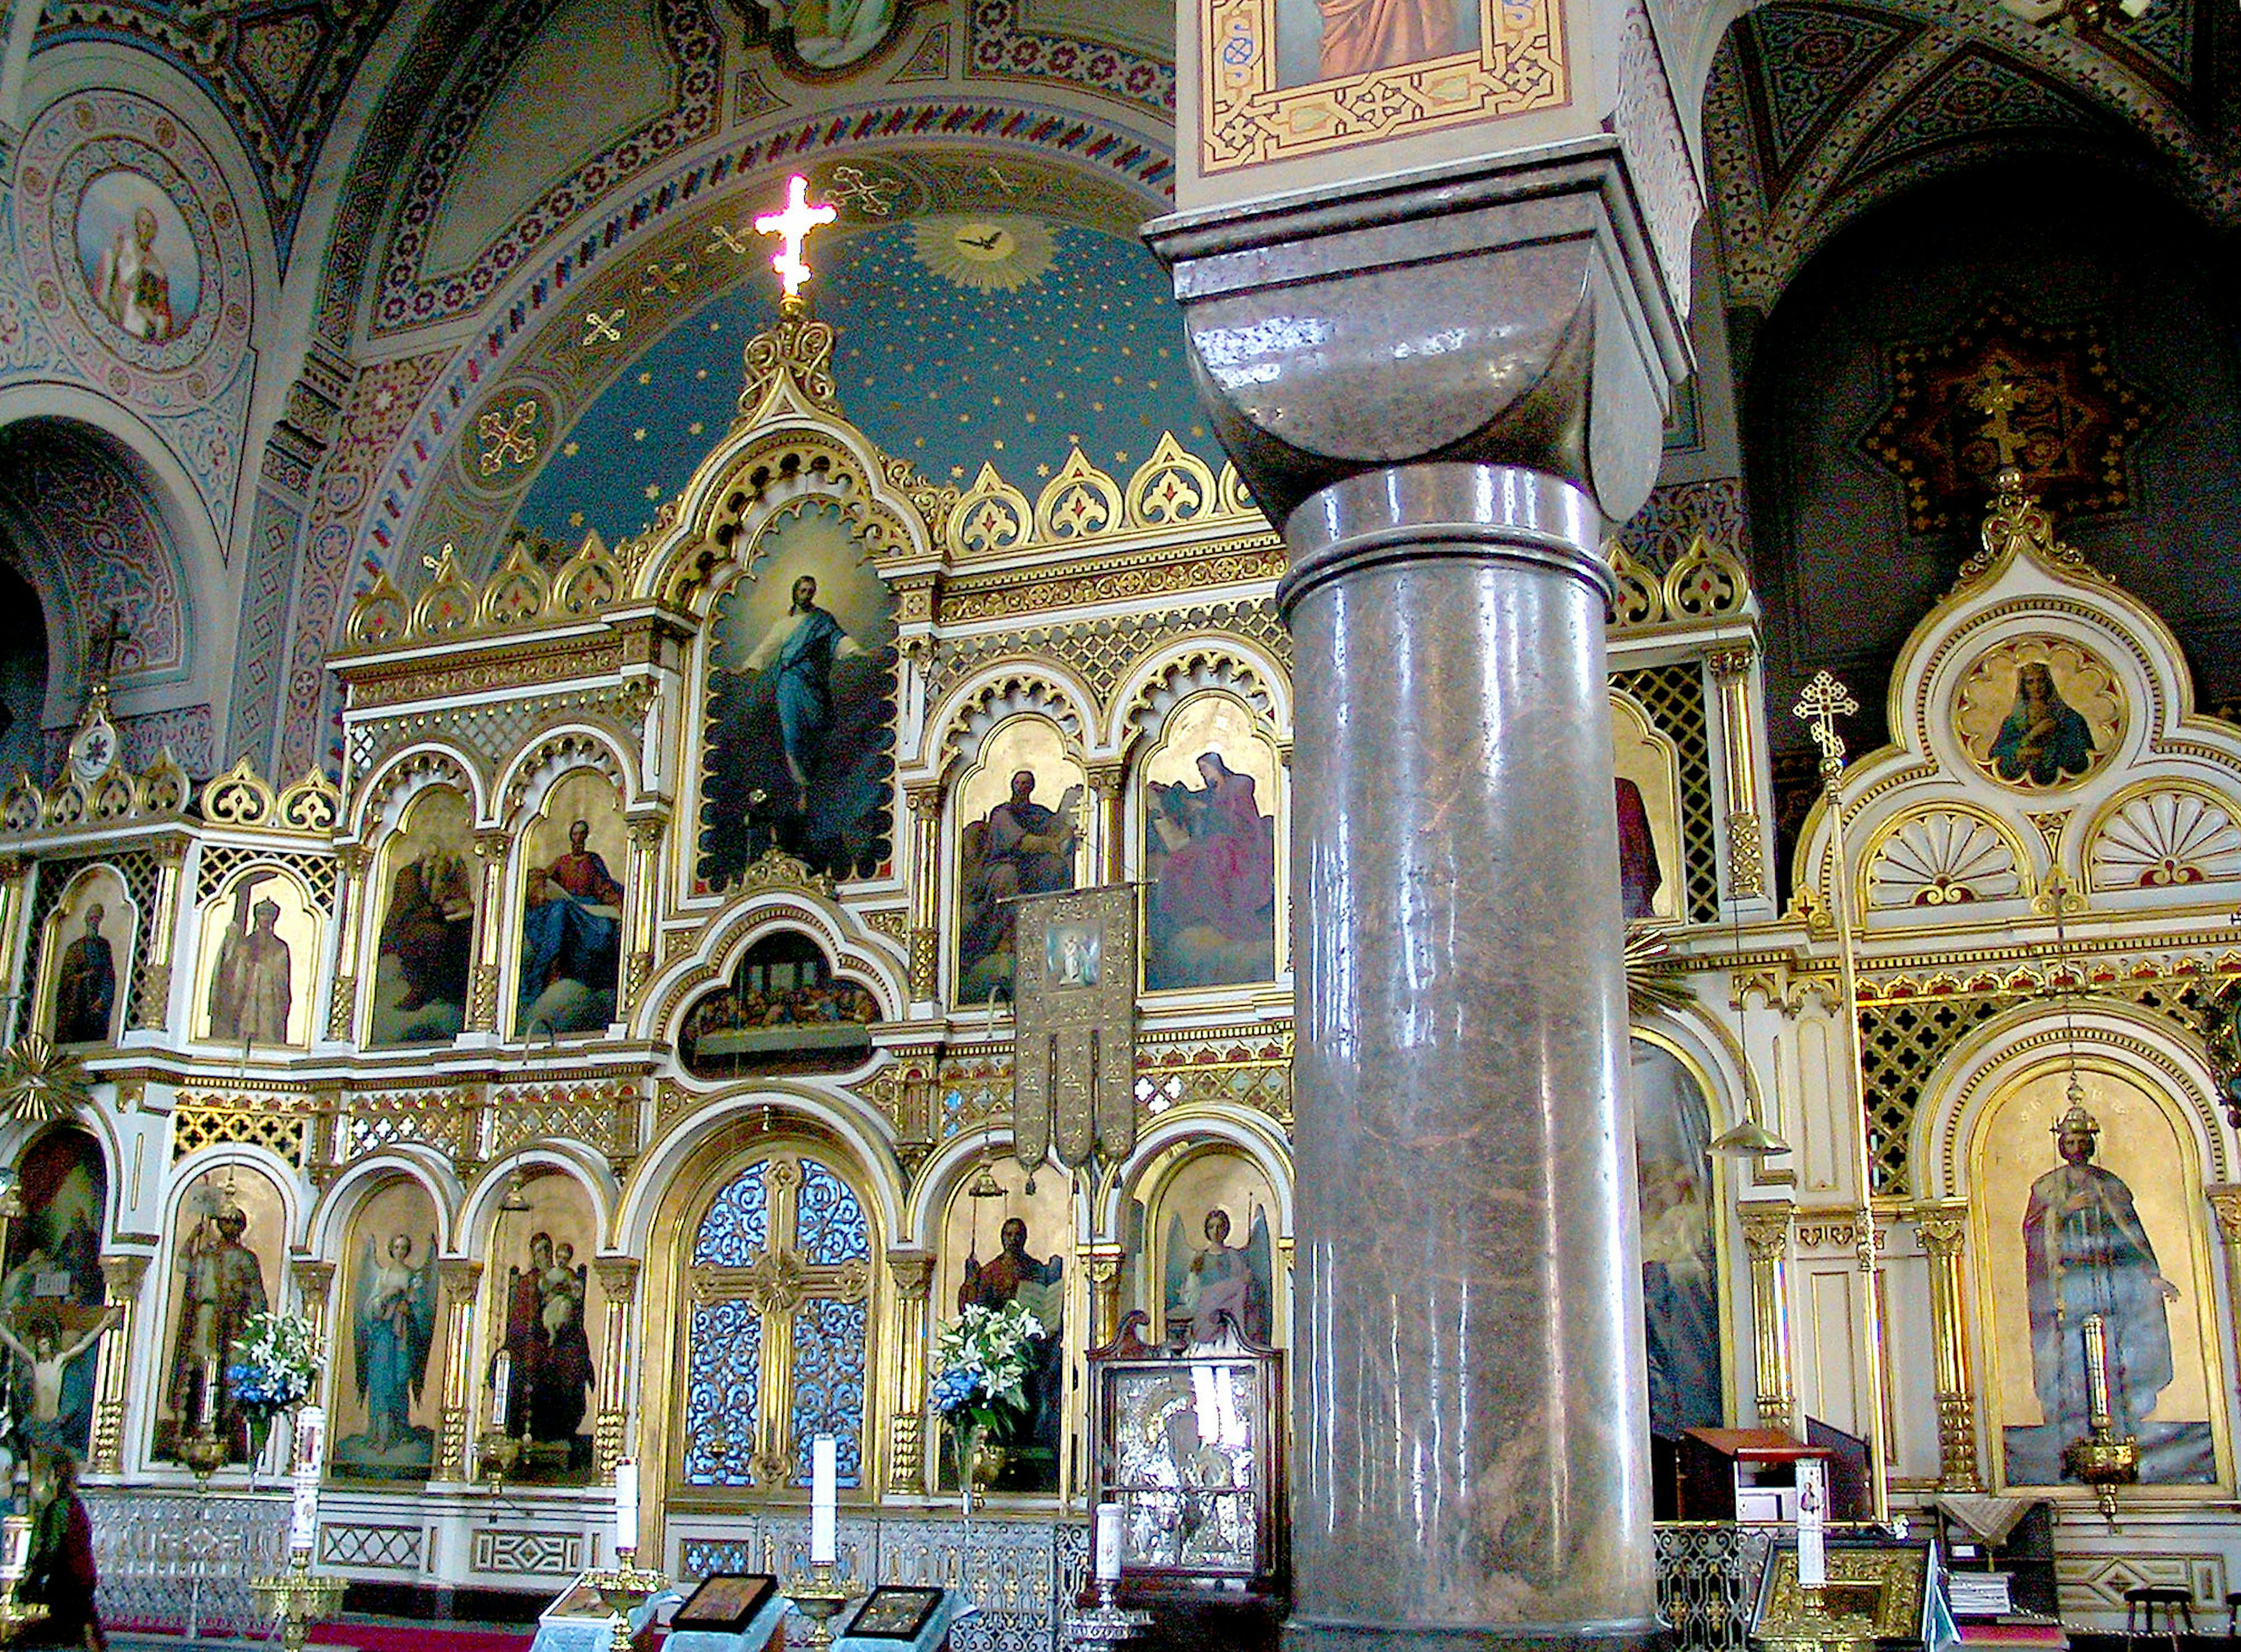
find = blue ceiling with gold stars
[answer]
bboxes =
[512,219,1217,546]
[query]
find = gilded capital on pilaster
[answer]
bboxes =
[292,1258,337,1308]
[99,1254,149,1302]
[336,844,371,877]
[626,813,669,853]
[593,1256,642,1302]
[473,830,511,863]
[1916,1211,1967,1258]
[887,1252,935,1302]
[1705,646,1755,684]
[1086,762,1124,801]
[905,782,945,820]
[1739,1205,1792,1262]
[2207,1186,2241,1246]
[439,1259,484,1304]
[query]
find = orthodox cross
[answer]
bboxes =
[1970,367,2031,470]
[86,606,131,689]
[1793,669,1858,785]
[755,175,837,302]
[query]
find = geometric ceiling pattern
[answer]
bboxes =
[1705,0,2223,308]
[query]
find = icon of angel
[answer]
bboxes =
[1163,1204,1272,1345]
[354,1231,438,1455]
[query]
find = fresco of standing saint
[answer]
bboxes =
[514,774,627,1038]
[1142,696,1277,991]
[698,502,896,886]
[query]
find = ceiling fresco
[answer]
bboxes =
[507,216,1214,550]
[1705,0,2223,309]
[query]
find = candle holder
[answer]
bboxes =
[2062,1312,2140,1522]
[782,1558,863,1649]
[177,1427,231,1490]
[476,1430,523,1494]
[1062,1580,1152,1646]
[250,1550,347,1652]
[584,1546,667,1652]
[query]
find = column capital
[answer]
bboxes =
[904,781,945,820]
[1738,1204,1793,1261]
[472,830,511,862]
[592,1256,642,1301]
[99,1253,151,1301]
[625,813,669,852]
[438,1258,484,1303]
[1914,1202,1969,1258]
[290,1257,337,1298]
[1146,148,1690,527]
[1706,645,1757,683]
[886,1251,934,1302]
[2208,1186,2241,1245]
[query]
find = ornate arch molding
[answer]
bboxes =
[305,1150,465,1261]
[638,890,908,1046]
[458,1143,622,1253]
[1701,0,2225,313]
[1915,1001,2230,1200]
[1111,636,1288,752]
[1096,1105,1296,1244]
[919,669,1097,783]
[497,727,640,829]
[615,1082,906,1259]
[347,744,486,842]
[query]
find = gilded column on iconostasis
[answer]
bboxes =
[434,1259,483,1479]
[1084,1244,1124,1348]
[622,815,667,1014]
[1739,1204,1796,1434]
[1707,648,1768,907]
[0,857,29,1037]
[886,1251,933,1489]
[132,833,188,1030]
[904,783,944,1003]
[1087,761,1125,885]
[290,1258,337,1347]
[326,846,369,1041]
[1914,1202,1982,1490]
[467,832,509,1033]
[592,1256,640,1484]
[2205,1188,2241,1402]
[89,1254,148,1475]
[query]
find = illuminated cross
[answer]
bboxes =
[1970,366,2031,469]
[1794,669,1859,783]
[755,175,837,301]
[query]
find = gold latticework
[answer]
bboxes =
[1613,661,1720,924]
[172,1105,309,1164]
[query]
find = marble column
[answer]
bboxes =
[1151,151,1685,1652]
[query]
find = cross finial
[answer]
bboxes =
[87,606,131,689]
[1794,669,1858,782]
[755,175,837,302]
[1970,365,2032,471]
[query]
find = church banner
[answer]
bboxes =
[1011,884,1137,1176]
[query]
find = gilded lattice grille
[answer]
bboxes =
[338,1091,466,1163]
[172,1105,309,1163]
[1856,972,2232,1196]
[346,682,634,776]
[29,850,162,1026]
[929,599,1290,708]
[1858,997,2012,1196]
[1611,662,1719,924]
[193,845,338,911]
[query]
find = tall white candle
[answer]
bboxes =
[614,1458,639,1556]
[490,1351,512,1429]
[295,1406,326,1475]
[1094,1502,1125,1582]
[1795,1459,1826,1589]
[811,1435,837,1564]
[2083,1314,2114,1426]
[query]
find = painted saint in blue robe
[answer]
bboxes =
[1989,662,2095,785]
[740,575,864,810]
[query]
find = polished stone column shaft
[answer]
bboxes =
[1283,464,1657,1652]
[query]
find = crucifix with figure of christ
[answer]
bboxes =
[755,175,837,304]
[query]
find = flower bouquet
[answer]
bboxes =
[928,1301,1043,1505]
[226,1311,324,1485]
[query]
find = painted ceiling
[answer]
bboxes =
[1704,0,2221,309]
[509,216,1216,550]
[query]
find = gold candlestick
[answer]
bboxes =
[783,1559,862,1649]
[585,1545,666,1652]
[177,1426,230,1490]
[2062,1312,2139,1521]
[250,1551,347,1652]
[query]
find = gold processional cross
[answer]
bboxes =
[1970,367,2032,471]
